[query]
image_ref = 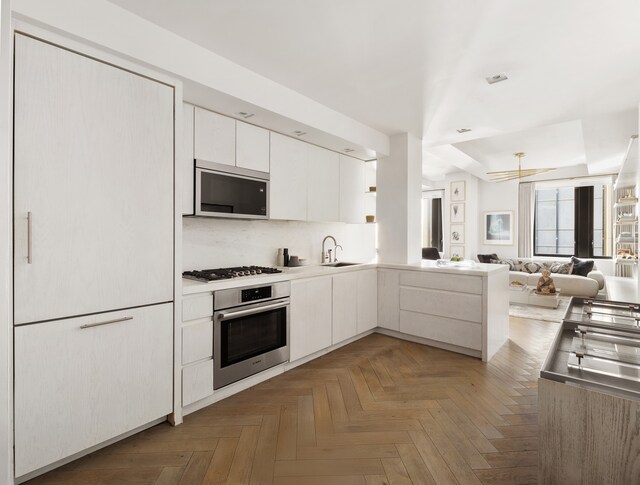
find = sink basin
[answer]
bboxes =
[323,262,362,267]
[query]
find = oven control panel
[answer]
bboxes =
[241,286,272,303]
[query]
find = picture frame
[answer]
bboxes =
[450,180,466,202]
[483,211,514,245]
[450,224,465,244]
[450,245,465,258]
[450,203,465,223]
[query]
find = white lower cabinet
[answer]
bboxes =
[182,359,214,407]
[290,276,333,362]
[182,319,214,365]
[332,272,359,344]
[14,303,173,477]
[378,269,400,330]
[357,269,378,333]
[181,292,214,406]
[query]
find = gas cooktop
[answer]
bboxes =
[182,266,282,282]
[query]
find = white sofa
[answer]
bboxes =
[491,258,605,298]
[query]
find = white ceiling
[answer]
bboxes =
[108,0,640,179]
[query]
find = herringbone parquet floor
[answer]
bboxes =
[28,316,558,485]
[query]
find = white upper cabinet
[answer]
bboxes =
[194,106,236,166]
[190,105,369,223]
[340,154,366,223]
[182,103,195,215]
[269,132,308,221]
[236,121,270,173]
[307,145,340,222]
[13,34,174,325]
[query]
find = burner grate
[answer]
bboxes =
[183,266,282,282]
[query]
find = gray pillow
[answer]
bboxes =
[544,261,574,274]
[523,261,545,274]
[570,256,595,277]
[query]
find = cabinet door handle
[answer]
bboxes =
[27,211,32,264]
[80,316,133,329]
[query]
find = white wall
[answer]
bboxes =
[183,218,376,270]
[477,179,519,259]
[0,0,12,482]
[377,133,422,264]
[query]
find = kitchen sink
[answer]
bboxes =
[323,262,362,267]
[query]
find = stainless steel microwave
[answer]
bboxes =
[195,160,269,219]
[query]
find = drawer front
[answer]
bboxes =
[15,303,173,477]
[182,293,213,322]
[399,271,482,295]
[400,287,482,323]
[399,310,482,350]
[182,319,214,365]
[183,359,214,406]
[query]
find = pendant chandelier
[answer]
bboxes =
[487,152,556,182]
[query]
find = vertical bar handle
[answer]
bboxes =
[27,211,32,264]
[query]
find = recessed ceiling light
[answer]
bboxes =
[456,128,472,133]
[236,111,255,119]
[343,148,355,153]
[292,130,307,136]
[486,73,508,84]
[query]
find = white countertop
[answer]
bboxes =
[378,260,508,276]
[183,260,506,295]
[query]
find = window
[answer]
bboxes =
[534,184,611,258]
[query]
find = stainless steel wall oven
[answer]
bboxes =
[213,281,289,389]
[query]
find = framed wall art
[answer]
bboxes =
[450,180,465,202]
[450,224,465,244]
[483,211,514,245]
[450,202,465,223]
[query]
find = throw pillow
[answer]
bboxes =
[477,253,498,264]
[570,256,595,277]
[490,258,525,271]
[523,261,545,274]
[507,258,526,272]
[490,258,513,269]
[544,261,574,274]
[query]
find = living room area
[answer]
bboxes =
[421,124,640,320]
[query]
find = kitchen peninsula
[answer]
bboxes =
[377,261,509,362]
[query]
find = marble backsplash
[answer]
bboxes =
[182,217,377,270]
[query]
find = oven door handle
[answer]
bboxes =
[217,300,289,321]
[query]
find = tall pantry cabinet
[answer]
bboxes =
[13,33,175,478]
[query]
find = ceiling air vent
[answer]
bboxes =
[343,148,355,153]
[457,128,472,134]
[292,130,307,137]
[236,111,255,119]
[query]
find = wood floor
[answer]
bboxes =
[28,317,558,485]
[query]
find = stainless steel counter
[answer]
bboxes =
[541,297,640,401]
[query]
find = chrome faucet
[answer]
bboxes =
[322,235,338,263]
[335,244,343,262]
